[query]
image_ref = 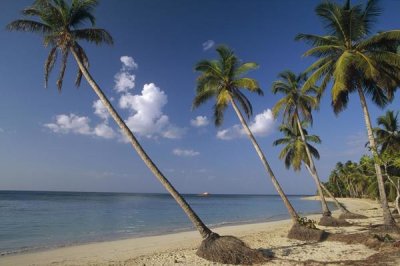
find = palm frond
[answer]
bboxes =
[72,28,113,45]
[6,19,51,33]
[44,46,58,88]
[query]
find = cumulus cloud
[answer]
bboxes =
[120,56,138,70]
[114,72,136,93]
[202,40,215,51]
[191,116,209,127]
[248,110,275,137]
[93,123,116,139]
[93,99,109,120]
[216,109,275,140]
[173,148,200,157]
[114,56,137,93]
[119,83,184,139]
[45,113,116,139]
[44,114,92,135]
[44,55,184,141]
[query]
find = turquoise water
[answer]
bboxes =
[0,191,332,255]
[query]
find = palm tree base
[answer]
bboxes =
[287,223,326,242]
[318,216,351,227]
[196,232,267,264]
[339,212,368,220]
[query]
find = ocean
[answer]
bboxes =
[0,191,332,255]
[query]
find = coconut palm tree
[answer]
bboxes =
[296,0,400,228]
[273,123,321,172]
[193,45,299,223]
[272,70,360,220]
[374,110,400,155]
[7,1,265,263]
[272,71,333,217]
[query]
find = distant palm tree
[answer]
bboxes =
[296,0,400,228]
[7,2,265,263]
[374,110,400,155]
[272,71,334,217]
[273,123,321,172]
[193,45,299,222]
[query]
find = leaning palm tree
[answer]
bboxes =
[296,0,400,229]
[374,110,400,155]
[272,71,364,222]
[193,45,325,241]
[7,1,265,264]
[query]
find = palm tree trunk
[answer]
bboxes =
[295,115,331,216]
[71,48,212,239]
[230,98,299,223]
[356,86,396,227]
[320,182,350,213]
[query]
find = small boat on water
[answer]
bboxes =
[200,192,210,196]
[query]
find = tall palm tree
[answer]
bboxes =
[374,110,400,155]
[296,0,400,228]
[272,71,333,217]
[193,45,299,223]
[7,1,265,263]
[272,71,356,219]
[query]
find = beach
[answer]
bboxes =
[1,197,399,265]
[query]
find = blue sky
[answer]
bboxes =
[0,0,399,194]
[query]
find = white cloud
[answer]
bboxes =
[173,148,200,157]
[216,124,242,140]
[114,72,136,93]
[248,110,275,137]
[216,109,275,140]
[191,116,209,127]
[45,114,92,135]
[202,40,215,51]
[114,56,137,93]
[45,113,116,139]
[94,123,116,139]
[93,99,109,120]
[44,56,184,142]
[120,83,184,139]
[120,56,138,70]
[163,126,186,139]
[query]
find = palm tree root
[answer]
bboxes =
[196,232,267,265]
[339,211,368,220]
[318,215,351,227]
[287,223,326,242]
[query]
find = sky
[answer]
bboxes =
[0,0,399,195]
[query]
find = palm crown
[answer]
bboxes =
[374,110,400,154]
[7,0,113,90]
[273,123,321,171]
[272,70,319,125]
[193,45,263,126]
[296,0,400,113]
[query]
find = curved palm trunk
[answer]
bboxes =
[295,116,331,216]
[71,48,212,239]
[230,99,299,223]
[356,86,397,227]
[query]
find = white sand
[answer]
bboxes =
[0,197,391,265]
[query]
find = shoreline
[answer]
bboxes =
[0,197,326,258]
[0,197,386,265]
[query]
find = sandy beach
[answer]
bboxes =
[1,197,399,265]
